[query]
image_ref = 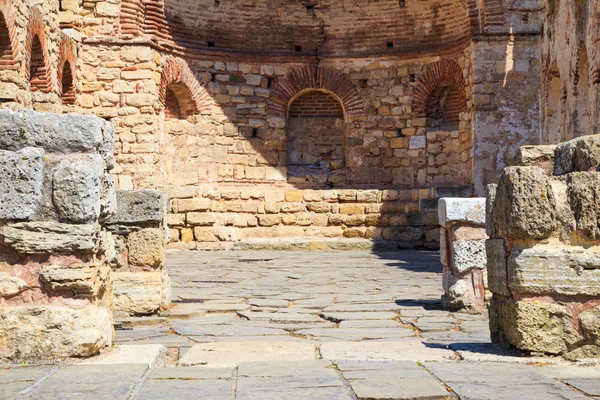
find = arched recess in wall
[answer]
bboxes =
[25,7,52,93]
[574,44,591,137]
[543,61,562,143]
[413,59,467,129]
[0,2,17,73]
[58,35,77,107]
[159,57,211,120]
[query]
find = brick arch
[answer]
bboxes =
[412,59,467,124]
[268,66,363,120]
[159,57,211,116]
[58,34,77,105]
[25,6,52,92]
[0,0,18,72]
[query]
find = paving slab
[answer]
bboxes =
[321,340,456,362]
[0,366,55,399]
[321,311,399,322]
[159,304,208,319]
[79,344,167,368]
[178,341,318,367]
[150,367,234,380]
[297,327,415,341]
[563,379,600,396]
[136,379,232,400]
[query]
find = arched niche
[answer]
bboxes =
[544,61,562,143]
[574,45,591,137]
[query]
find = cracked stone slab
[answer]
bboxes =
[178,341,318,367]
[159,303,207,319]
[135,378,231,400]
[79,344,167,368]
[321,311,399,322]
[296,327,415,341]
[562,379,600,396]
[0,366,55,399]
[320,340,456,362]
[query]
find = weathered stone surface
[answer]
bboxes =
[567,172,600,239]
[0,147,44,220]
[3,222,100,254]
[113,271,165,316]
[39,264,109,296]
[0,305,112,362]
[507,245,600,296]
[106,190,168,226]
[555,135,600,176]
[451,239,486,273]
[514,144,557,174]
[491,167,557,240]
[485,184,497,237]
[486,239,509,296]
[579,306,600,345]
[0,272,28,298]
[320,340,455,361]
[438,197,486,227]
[0,109,115,168]
[128,228,166,268]
[80,344,167,368]
[100,172,117,222]
[53,154,104,223]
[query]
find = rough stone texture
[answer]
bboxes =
[3,222,100,254]
[106,190,168,226]
[0,147,45,220]
[127,228,166,268]
[514,144,557,175]
[451,239,486,273]
[438,197,486,227]
[555,135,600,176]
[113,271,167,316]
[39,264,109,296]
[53,154,105,223]
[0,305,112,363]
[0,272,28,298]
[566,172,600,239]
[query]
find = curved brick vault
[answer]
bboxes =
[268,66,363,119]
[24,6,52,92]
[58,34,77,99]
[0,0,18,72]
[412,59,467,119]
[159,57,212,114]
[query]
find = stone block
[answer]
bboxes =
[176,198,211,213]
[53,154,104,223]
[491,167,557,240]
[3,222,100,254]
[507,245,600,296]
[113,272,164,316]
[39,264,109,296]
[106,190,168,226]
[0,109,115,169]
[0,305,112,362]
[451,239,486,274]
[486,239,509,296]
[485,184,497,237]
[566,172,600,239]
[187,212,216,226]
[514,144,556,175]
[257,214,281,227]
[438,197,486,228]
[0,272,28,298]
[579,306,600,344]
[555,135,600,176]
[193,227,218,242]
[215,227,238,241]
[128,228,166,268]
[0,147,44,220]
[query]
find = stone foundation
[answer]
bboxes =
[487,135,600,358]
[105,190,170,316]
[0,110,116,362]
[439,198,488,313]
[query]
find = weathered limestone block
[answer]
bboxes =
[451,239,486,273]
[113,271,167,316]
[566,172,600,239]
[485,184,497,237]
[39,264,109,296]
[53,155,105,223]
[507,245,600,296]
[438,198,486,227]
[0,147,45,220]
[3,222,100,254]
[106,190,168,227]
[486,239,509,296]
[491,167,557,240]
[100,172,118,222]
[514,144,557,175]
[579,306,600,345]
[0,272,28,298]
[128,228,166,268]
[0,305,112,362]
[555,135,600,176]
[0,109,115,169]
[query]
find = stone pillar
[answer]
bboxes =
[0,109,116,362]
[487,135,600,358]
[438,198,488,314]
[105,190,170,317]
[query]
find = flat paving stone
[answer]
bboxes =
[23,364,147,400]
[150,367,234,380]
[160,304,208,319]
[563,379,600,396]
[321,311,399,322]
[79,344,167,368]
[297,327,415,341]
[136,379,232,400]
[248,299,289,308]
[178,341,317,367]
[0,366,55,399]
[321,340,456,362]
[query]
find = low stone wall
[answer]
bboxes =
[487,135,600,358]
[0,110,116,362]
[165,186,473,250]
[105,190,171,317]
[439,198,488,313]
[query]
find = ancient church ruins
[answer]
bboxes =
[1,0,600,365]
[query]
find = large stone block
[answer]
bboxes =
[486,239,509,296]
[113,271,165,316]
[438,198,486,228]
[39,264,109,296]
[0,109,115,169]
[0,305,112,362]
[53,154,104,223]
[567,172,600,239]
[514,144,556,175]
[0,272,28,298]
[451,239,486,274]
[491,167,557,240]
[507,245,600,296]
[106,190,168,226]
[555,135,600,176]
[0,147,44,220]
[127,228,166,268]
[3,222,100,254]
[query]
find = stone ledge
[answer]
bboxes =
[438,197,486,227]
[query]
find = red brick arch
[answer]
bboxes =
[0,0,18,72]
[58,34,77,104]
[412,59,467,121]
[159,57,212,116]
[268,66,363,120]
[25,6,52,92]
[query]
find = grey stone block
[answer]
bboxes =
[486,238,509,296]
[3,221,100,254]
[53,154,104,223]
[0,147,44,220]
[555,134,600,176]
[0,109,115,169]
[438,197,486,227]
[106,190,167,226]
[451,239,486,273]
[567,172,600,239]
[514,144,556,174]
[485,184,497,237]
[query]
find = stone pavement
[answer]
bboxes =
[3,250,600,399]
